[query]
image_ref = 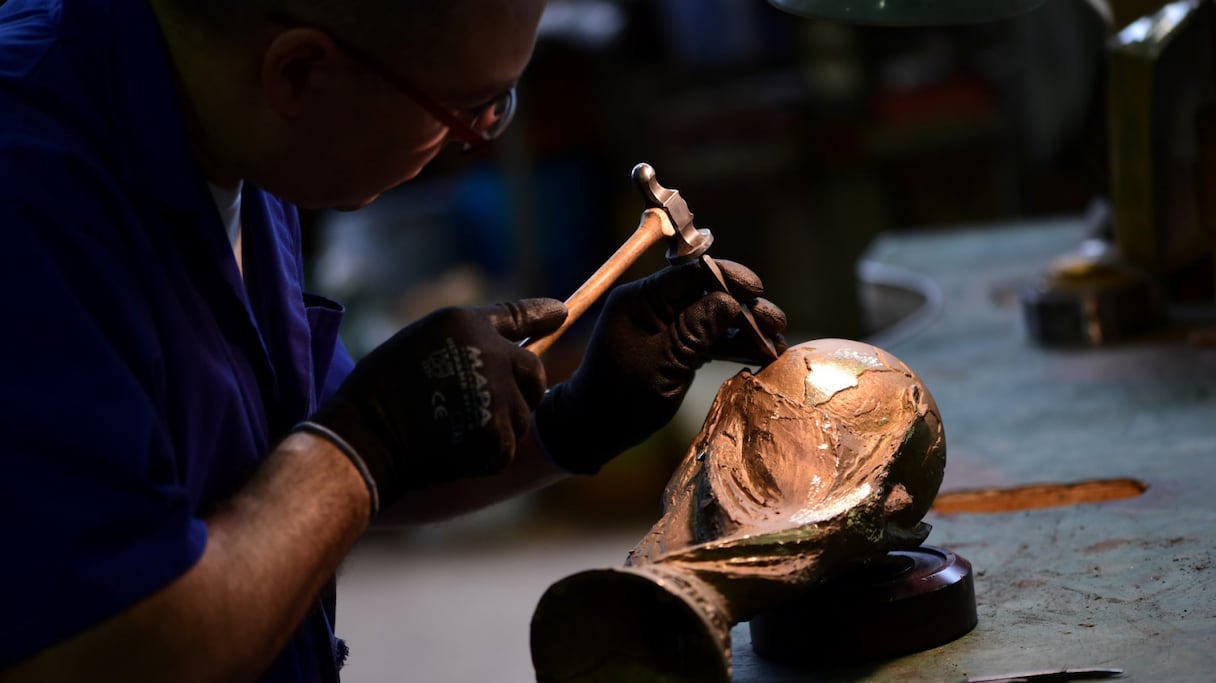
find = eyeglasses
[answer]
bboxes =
[270,14,518,152]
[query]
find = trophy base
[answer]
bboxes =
[748,545,977,664]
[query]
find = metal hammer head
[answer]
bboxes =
[632,163,713,263]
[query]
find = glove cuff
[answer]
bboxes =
[534,383,634,475]
[528,412,573,475]
[294,421,381,522]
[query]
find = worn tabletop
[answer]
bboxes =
[731,219,1216,682]
[337,218,1215,683]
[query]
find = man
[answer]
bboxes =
[0,0,787,681]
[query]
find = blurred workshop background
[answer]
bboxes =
[308,0,1120,522]
[306,1,1215,680]
[309,0,1113,357]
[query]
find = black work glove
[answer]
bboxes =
[297,299,567,516]
[534,259,787,475]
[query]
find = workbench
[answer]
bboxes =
[336,217,1216,682]
[731,218,1216,682]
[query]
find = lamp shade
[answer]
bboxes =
[768,0,1047,25]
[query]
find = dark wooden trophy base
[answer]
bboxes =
[749,545,977,664]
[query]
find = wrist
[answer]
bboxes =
[529,412,580,476]
[287,425,379,523]
[534,383,627,475]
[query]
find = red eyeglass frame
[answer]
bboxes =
[269,14,517,151]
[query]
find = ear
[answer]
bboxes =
[260,28,343,119]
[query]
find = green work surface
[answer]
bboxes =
[731,219,1216,682]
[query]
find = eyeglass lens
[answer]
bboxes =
[473,88,516,140]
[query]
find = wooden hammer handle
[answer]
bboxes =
[524,209,671,356]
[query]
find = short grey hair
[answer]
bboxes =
[163,0,462,63]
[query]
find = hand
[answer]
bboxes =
[297,299,567,514]
[534,259,787,474]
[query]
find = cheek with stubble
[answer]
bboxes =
[367,120,449,183]
[327,133,449,210]
[391,131,448,184]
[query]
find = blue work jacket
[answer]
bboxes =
[0,0,356,679]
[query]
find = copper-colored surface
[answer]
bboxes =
[531,339,946,682]
[932,478,1148,515]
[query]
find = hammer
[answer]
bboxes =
[523,163,779,362]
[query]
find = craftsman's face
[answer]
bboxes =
[261,0,545,210]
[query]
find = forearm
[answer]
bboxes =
[375,432,569,526]
[1,433,370,683]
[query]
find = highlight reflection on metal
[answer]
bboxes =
[530,339,946,682]
[768,0,1047,25]
[1114,0,1199,46]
